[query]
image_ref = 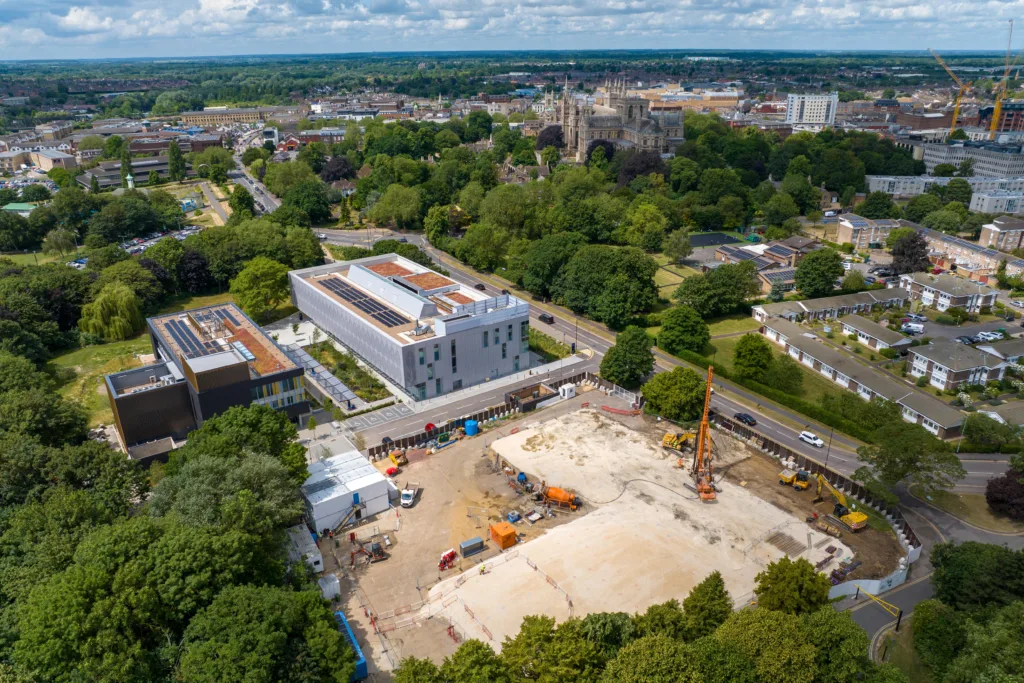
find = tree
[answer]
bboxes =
[600,326,654,388]
[763,354,803,395]
[554,245,658,327]
[911,599,967,678]
[536,125,564,150]
[763,192,800,226]
[263,160,318,197]
[579,612,636,659]
[90,174,101,194]
[41,228,77,257]
[177,585,355,683]
[795,247,844,298]
[890,231,931,274]
[178,248,213,293]
[77,283,144,341]
[921,209,962,234]
[0,388,88,447]
[599,634,690,683]
[20,184,51,203]
[841,269,866,291]
[103,134,124,158]
[733,333,775,382]
[624,203,667,251]
[902,193,943,223]
[933,163,957,177]
[93,259,164,310]
[367,184,421,230]
[241,147,271,167]
[766,280,785,302]
[985,469,1024,521]
[320,155,354,182]
[284,180,332,224]
[663,229,692,263]
[641,367,706,421]
[521,232,587,298]
[754,557,832,615]
[541,146,560,168]
[856,191,899,219]
[479,183,534,237]
[885,226,918,249]
[682,571,733,640]
[229,256,289,323]
[854,422,965,503]
[801,608,873,683]
[441,639,511,683]
[944,177,973,205]
[228,185,255,216]
[931,541,1024,613]
[499,616,603,683]
[714,609,817,683]
[297,141,328,173]
[672,262,758,318]
[657,305,709,355]
[464,111,493,142]
[119,147,134,188]
[393,657,442,683]
[167,140,186,182]
[192,146,236,182]
[955,157,975,176]
[943,601,1024,683]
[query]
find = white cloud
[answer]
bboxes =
[0,0,1021,57]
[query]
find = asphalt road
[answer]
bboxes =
[198,182,228,223]
[229,161,280,212]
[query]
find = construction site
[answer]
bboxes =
[322,378,905,676]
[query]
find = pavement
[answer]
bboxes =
[198,182,228,223]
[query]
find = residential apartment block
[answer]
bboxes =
[969,190,1024,215]
[104,303,308,464]
[839,314,912,352]
[761,318,963,437]
[751,288,909,323]
[785,93,838,126]
[908,343,1005,391]
[289,255,531,401]
[835,214,905,249]
[917,141,1024,177]
[978,215,1024,251]
[898,272,999,312]
[866,174,1024,198]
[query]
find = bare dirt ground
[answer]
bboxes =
[425,408,854,648]
[720,453,904,581]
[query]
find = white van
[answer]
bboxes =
[902,322,924,335]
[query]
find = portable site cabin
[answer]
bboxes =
[489,522,518,550]
[286,524,324,572]
[302,450,391,532]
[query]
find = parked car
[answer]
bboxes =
[1012,300,1024,308]
[905,313,927,322]
[501,289,510,295]
[977,331,1004,342]
[538,313,555,324]
[799,431,825,448]
[398,237,408,243]
[970,335,984,343]
[474,283,486,291]
[734,413,757,427]
[902,323,925,334]
[954,336,974,344]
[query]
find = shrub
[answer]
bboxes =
[847,333,858,340]
[839,242,854,254]
[916,375,928,387]
[879,348,898,359]
[853,346,862,354]
[869,353,876,360]
[935,315,955,325]
[985,469,1024,520]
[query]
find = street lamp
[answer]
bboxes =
[823,426,835,470]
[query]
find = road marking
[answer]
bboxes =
[900,504,947,543]
[847,571,934,613]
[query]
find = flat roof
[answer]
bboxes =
[301,450,387,507]
[149,302,295,377]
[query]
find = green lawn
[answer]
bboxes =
[311,342,391,402]
[48,336,152,427]
[654,268,684,289]
[529,328,571,362]
[880,620,933,683]
[911,487,1024,533]
[707,314,762,337]
[159,291,234,315]
[1,251,60,266]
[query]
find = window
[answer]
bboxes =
[451,339,458,373]
[453,379,463,390]
[514,355,520,371]
[483,331,488,348]
[493,328,499,345]
[415,383,426,400]
[507,324,513,342]
[418,348,425,366]
[433,344,440,362]
[520,321,529,353]
[435,378,442,395]
[427,363,434,380]
[502,343,507,359]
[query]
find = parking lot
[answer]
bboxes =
[66,225,204,269]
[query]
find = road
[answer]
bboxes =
[229,157,280,212]
[198,182,229,223]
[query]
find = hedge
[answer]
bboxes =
[667,347,877,443]
[956,441,1022,454]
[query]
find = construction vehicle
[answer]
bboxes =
[662,431,695,454]
[400,482,420,508]
[540,481,580,511]
[813,474,868,532]
[989,20,1017,140]
[779,468,811,491]
[350,540,387,566]
[929,48,971,139]
[690,366,717,502]
[389,449,408,468]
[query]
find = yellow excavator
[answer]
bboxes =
[813,474,867,532]
[663,431,695,454]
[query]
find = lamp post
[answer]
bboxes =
[823,426,835,470]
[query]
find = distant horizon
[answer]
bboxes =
[0,1,1021,61]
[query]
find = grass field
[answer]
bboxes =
[911,487,1024,533]
[529,328,571,362]
[881,621,933,683]
[49,336,152,427]
[708,314,762,338]
[1,251,60,266]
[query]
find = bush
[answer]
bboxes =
[916,375,928,387]
[935,315,956,325]
[847,333,858,340]
[985,469,1024,520]
[839,242,854,254]
[853,346,862,354]
[879,348,898,359]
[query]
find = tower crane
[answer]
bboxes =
[990,20,1017,140]
[690,366,717,502]
[929,48,970,139]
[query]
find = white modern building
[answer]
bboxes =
[302,450,392,534]
[970,190,1024,215]
[917,141,1024,177]
[290,254,531,400]
[867,174,1024,198]
[786,92,838,126]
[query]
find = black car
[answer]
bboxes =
[501,289,510,295]
[734,412,757,427]
[474,283,486,291]
[538,313,555,324]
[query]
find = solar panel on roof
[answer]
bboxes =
[320,277,411,328]
[221,308,241,326]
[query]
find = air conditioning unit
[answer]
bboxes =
[148,376,156,383]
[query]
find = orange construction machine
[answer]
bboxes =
[541,482,580,511]
[690,366,717,502]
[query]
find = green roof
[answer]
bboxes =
[2,203,35,211]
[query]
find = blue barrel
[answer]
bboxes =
[465,420,479,436]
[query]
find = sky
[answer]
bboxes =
[0,0,1021,60]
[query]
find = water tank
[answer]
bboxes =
[465,420,479,437]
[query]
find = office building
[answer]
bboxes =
[104,303,308,463]
[978,100,1024,133]
[76,155,192,190]
[918,141,1024,176]
[970,190,1024,215]
[785,92,838,126]
[289,254,531,401]
[867,174,1024,197]
[898,272,999,312]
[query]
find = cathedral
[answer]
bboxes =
[554,79,684,162]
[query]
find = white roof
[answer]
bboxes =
[286,524,319,563]
[301,450,386,506]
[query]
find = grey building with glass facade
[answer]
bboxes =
[289,255,531,400]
